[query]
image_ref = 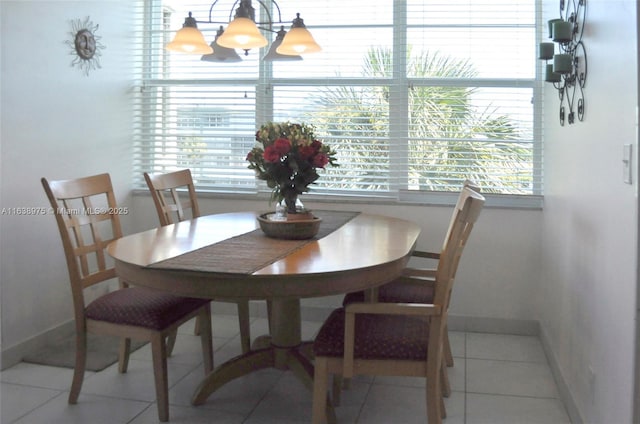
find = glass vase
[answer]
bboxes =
[276,196,312,220]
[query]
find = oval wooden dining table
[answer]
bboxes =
[107,210,421,407]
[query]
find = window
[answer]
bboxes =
[133,0,541,203]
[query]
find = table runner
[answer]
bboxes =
[149,210,359,275]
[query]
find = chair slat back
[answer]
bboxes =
[440,180,480,252]
[42,174,123,314]
[144,169,200,226]
[433,187,485,310]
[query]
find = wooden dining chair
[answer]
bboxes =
[312,187,485,424]
[144,169,252,353]
[42,173,214,422]
[342,180,481,373]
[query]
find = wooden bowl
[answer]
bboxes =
[257,213,322,240]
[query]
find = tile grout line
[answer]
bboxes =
[9,389,66,424]
[354,378,374,423]
[242,368,286,423]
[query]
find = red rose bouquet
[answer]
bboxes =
[246,122,338,213]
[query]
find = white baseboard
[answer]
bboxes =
[447,314,540,335]
[1,320,75,370]
[539,325,584,424]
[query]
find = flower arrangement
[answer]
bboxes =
[246,122,338,213]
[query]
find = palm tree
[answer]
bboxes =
[309,47,532,194]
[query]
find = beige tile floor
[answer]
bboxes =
[1,310,572,423]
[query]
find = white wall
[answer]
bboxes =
[539,0,639,423]
[0,1,135,362]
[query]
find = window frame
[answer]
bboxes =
[134,0,544,209]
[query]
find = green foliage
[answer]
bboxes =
[309,47,532,194]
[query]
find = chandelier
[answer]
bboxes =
[166,0,321,62]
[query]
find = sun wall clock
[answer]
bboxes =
[65,16,105,76]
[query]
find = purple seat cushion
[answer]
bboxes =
[313,308,430,361]
[85,287,209,331]
[343,279,435,306]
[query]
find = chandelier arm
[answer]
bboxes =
[203,0,282,30]
[207,0,229,23]
[270,0,283,24]
[229,0,241,22]
[256,0,273,31]
[257,0,282,24]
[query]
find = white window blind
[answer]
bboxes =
[132,0,541,200]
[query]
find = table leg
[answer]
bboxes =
[191,298,303,404]
[298,341,315,361]
[191,298,337,419]
[287,349,314,391]
[251,335,272,350]
[270,298,302,369]
[191,347,275,405]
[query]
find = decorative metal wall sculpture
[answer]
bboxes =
[66,16,105,76]
[538,0,587,125]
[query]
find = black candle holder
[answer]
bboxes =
[538,0,587,126]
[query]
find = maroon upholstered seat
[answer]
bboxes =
[314,308,430,361]
[85,287,211,331]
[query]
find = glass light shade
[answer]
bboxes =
[263,30,302,61]
[276,27,321,55]
[216,17,268,49]
[166,27,213,54]
[201,27,242,62]
[201,42,242,62]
